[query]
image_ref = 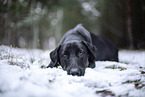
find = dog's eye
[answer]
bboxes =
[63,54,68,58]
[80,52,83,55]
[79,51,84,55]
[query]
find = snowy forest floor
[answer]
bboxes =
[0,45,145,97]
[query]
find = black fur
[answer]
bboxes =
[48,24,118,76]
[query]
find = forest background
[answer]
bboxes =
[0,0,145,50]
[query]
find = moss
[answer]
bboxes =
[134,81,145,89]
[96,89,115,96]
[122,79,145,89]
[40,65,47,69]
[105,65,127,71]
[122,79,141,84]
[140,70,145,74]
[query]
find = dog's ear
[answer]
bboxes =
[49,45,61,67]
[82,41,97,60]
[82,41,97,68]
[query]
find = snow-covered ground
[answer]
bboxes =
[0,45,145,97]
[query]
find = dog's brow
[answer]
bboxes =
[62,45,71,54]
[62,49,68,54]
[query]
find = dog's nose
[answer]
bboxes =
[69,68,81,76]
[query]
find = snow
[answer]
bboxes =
[0,45,145,97]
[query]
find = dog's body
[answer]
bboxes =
[49,24,118,76]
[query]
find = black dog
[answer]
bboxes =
[48,24,118,76]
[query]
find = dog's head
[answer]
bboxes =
[49,41,97,76]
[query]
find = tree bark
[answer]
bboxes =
[127,0,134,49]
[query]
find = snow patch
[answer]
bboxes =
[0,45,145,97]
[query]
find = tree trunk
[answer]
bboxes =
[127,0,134,49]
